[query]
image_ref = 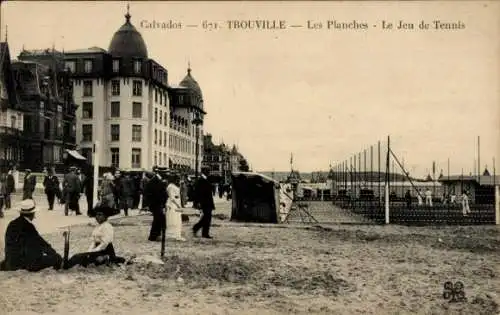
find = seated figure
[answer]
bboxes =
[1,199,63,272]
[64,205,125,269]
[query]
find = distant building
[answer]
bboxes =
[439,173,499,204]
[0,42,25,172]
[202,134,246,183]
[13,48,78,172]
[62,8,204,170]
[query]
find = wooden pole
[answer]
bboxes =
[496,185,499,225]
[385,136,390,224]
[92,141,100,207]
[478,136,481,184]
[370,145,373,192]
[378,141,381,202]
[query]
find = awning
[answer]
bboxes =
[65,149,87,161]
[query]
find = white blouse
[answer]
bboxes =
[88,221,114,252]
[167,183,182,209]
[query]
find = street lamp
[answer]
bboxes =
[192,115,203,177]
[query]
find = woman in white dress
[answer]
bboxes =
[165,175,185,241]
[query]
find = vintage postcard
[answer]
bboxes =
[0,1,498,314]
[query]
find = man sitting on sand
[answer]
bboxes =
[0,199,63,272]
[64,205,126,269]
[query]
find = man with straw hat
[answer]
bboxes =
[0,199,63,271]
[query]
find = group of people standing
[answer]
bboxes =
[146,167,216,241]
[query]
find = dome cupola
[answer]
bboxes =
[108,5,148,59]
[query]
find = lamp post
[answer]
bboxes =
[192,116,203,177]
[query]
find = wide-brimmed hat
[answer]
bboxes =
[19,199,37,214]
[88,204,119,218]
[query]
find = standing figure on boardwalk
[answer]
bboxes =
[43,169,60,211]
[0,173,7,218]
[140,173,150,211]
[165,175,185,241]
[192,168,216,239]
[144,170,167,242]
[118,172,134,216]
[0,199,63,272]
[83,170,94,216]
[5,169,15,209]
[63,167,82,216]
[99,173,116,208]
[23,169,36,200]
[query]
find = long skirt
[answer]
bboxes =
[165,204,183,240]
[65,243,125,269]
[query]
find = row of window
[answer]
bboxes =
[82,101,143,119]
[82,124,143,142]
[65,59,142,75]
[169,134,198,155]
[110,148,142,169]
[153,151,169,167]
[154,108,168,127]
[83,80,143,97]
[65,59,167,84]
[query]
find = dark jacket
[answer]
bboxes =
[83,175,94,197]
[194,176,215,210]
[63,172,81,194]
[143,175,167,210]
[23,174,36,193]
[6,173,15,194]
[120,176,134,198]
[3,216,60,271]
[43,175,60,194]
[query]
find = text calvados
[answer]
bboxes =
[140,20,182,29]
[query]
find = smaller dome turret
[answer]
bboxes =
[179,64,203,109]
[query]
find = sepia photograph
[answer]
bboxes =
[0,1,498,314]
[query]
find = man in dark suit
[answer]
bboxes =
[144,169,167,242]
[0,199,63,272]
[23,169,36,200]
[5,169,15,209]
[63,167,82,216]
[43,168,60,210]
[192,168,216,239]
[82,170,94,216]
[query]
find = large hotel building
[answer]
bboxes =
[64,9,205,171]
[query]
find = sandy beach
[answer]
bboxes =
[0,200,499,315]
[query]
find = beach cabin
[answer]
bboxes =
[230,172,283,223]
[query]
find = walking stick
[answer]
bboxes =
[63,227,70,267]
[160,227,166,258]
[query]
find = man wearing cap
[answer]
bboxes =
[0,199,63,271]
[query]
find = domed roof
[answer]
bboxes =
[179,66,203,99]
[108,10,148,59]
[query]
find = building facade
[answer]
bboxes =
[64,10,204,170]
[0,42,25,172]
[202,134,247,183]
[13,48,77,172]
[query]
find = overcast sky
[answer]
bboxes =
[2,1,498,176]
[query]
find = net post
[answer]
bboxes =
[495,185,499,225]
